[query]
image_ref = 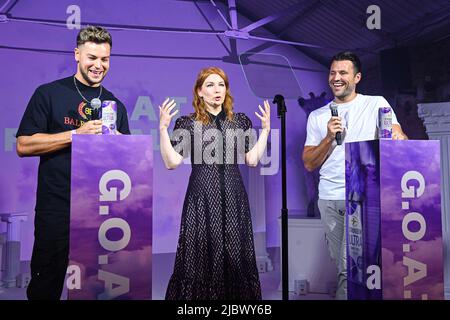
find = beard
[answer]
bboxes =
[79,67,105,87]
[332,83,355,100]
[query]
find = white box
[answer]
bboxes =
[279,215,337,293]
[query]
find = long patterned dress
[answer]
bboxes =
[165,110,262,300]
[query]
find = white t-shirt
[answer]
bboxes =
[304,94,399,200]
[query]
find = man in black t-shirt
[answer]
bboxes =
[16,26,130,300]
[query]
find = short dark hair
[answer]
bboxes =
[77,26,112,47]
[330,51,361,74]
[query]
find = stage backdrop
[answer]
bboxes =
[0,0,329,260]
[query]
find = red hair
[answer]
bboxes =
[192,67,234,124]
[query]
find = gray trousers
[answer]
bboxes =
[318,199,347,300]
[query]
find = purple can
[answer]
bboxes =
[378,107,392,139]
[101,100,117,135]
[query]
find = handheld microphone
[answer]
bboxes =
[90,98,102,120]
[329,102,342,145]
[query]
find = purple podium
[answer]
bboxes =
[68,135,153,300]
[345,140,444,300]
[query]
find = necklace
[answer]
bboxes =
[73,75,103,105]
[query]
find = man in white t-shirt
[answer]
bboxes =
[302,51,407,300]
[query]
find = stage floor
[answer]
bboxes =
[0,247,333,300]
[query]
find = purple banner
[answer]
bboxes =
[68,135,153,300]
[346,140,382,300]
[380,140,444,300]
[346,140,444,300]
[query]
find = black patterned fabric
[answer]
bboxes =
[165,110,262,300]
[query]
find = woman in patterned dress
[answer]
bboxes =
[159,67,270,300]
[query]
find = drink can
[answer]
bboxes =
[101,100,117,135]
[378,107,392,139]
[348,200,364,284]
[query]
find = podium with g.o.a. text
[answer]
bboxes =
[68,135,153,300]
[345,139,444,300]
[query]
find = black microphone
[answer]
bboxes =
[273,94,286,118]
[90,98,102,120]
[329,102,342,145]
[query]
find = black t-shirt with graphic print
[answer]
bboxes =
[16,76,130,237]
